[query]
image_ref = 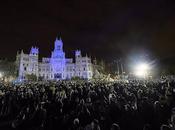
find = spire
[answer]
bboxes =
[55,35,62,41]
[30,46,39,55]
[75,50,81,58]
[59,37,63,45]
[55,37,59,45]
[17,50,19,55]
[21,49,24,54]
[54,36,63,51]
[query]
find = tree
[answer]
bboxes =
[0,60,17,79]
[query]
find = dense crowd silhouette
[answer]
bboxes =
[0,79,175,130]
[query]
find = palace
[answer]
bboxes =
[16,37,93,81]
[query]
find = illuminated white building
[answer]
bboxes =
[16,37,93,81]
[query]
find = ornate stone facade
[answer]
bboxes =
[16,37,93,81]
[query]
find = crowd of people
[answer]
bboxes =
[0,79,175,130]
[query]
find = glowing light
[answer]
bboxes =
[0,73,3,78]
[134,63,150,78]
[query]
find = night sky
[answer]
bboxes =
[0,0,175,62]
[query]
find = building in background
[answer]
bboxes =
[16,37,93,81]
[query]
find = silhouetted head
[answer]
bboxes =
[110,123,120,130]
[160,124,171,130]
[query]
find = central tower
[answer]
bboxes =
[50,37,66,79]
[51,37,65,58]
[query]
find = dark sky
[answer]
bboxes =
[0,0,175,62]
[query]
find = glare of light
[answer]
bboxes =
[0,73,3,78]
[134,63,150,78]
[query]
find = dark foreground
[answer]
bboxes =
[0,79,175,130]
